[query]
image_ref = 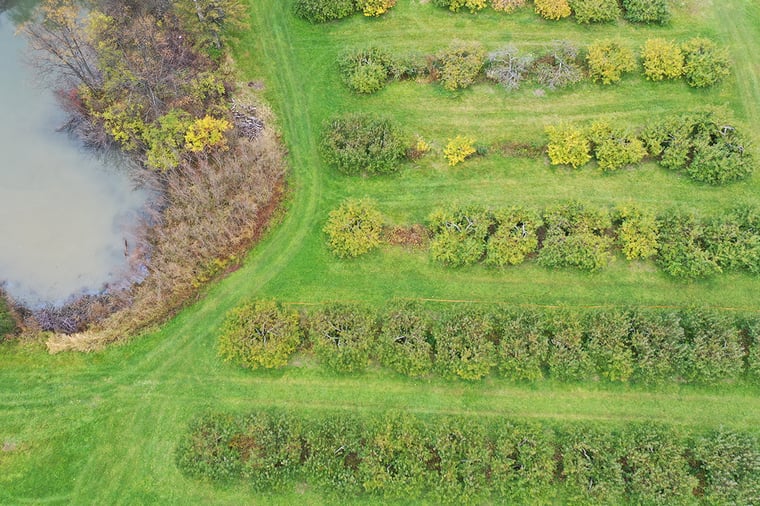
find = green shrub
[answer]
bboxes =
[303,412,365,493]
[176,413,244,481]
[686,122,753,185]
[323,198,384,258]
[428,206,492,266]
[641,38,684,81]
[485,46,535,90]
[489,420,556,501]
[704,205,760,274]
[235,412,305,490]
[532,41,583,89]
[338,47,394,94]
[681,38,731,88]
[622,425,697,504]
[586,40,636,85]
[433,305,497,380]
[544,310,594,381]
[293,0,357,23]
[359,412,427,497]
[377,301,434,378]
[569,0,621,23]
[587,121,646,170]
[320,113,408,175]
[614,204,659,260]
[485,207,542,266]
[534,0,571,19]
[629,310,688,384]
[692,429,760,505]
[217,300,302,369]
[560,425,626,503]
[423,417,492,503]
[656,210,720,279]
[545,122,591,168]
[584,310,634,382]
[436,40,486,91]
[741,315,760,383]
[642,113,753,185]
[308,303,377,372]
[496,309,548,381]
[679,308,744,384]
[538,201,612,271]
[622,0,670,24]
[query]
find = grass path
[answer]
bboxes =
[2,0,760,503]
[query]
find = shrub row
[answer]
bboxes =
[294,0,396,23]
[426,202,760,278]
[294,0,669,24]
[218,300,760,385]
[546,113,753,185]
[339,37,729,95]
[535,0,670,24]
[322,199,760,279]
[177,409,760,504]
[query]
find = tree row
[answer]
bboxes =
[295,0,672,25]
[325,199,760,279]
[218,300,760,384]
[319,111,752,186]
[177,408,760,504]
[338,37,729,94]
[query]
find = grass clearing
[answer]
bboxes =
[2,0,760,502]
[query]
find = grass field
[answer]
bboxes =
[2,0,760,503]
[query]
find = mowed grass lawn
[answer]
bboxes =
[2,0,760,503]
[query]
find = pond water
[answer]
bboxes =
[0,11,149,306]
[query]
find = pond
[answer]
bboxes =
[0,10,149,306]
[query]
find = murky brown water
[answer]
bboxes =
[0,13,149,306]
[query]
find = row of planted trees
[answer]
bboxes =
[324,198,760,279]
[177,408,760,504]
[295,0,672,25]
[338,37,729,95]
[318,111,752,186]
[219,300,760,384]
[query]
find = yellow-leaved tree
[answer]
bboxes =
[184,115,232,152]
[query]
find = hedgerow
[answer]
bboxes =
[178,410,760,503]
[336,39,729,95]
[547,113,753,184]
[323,199,760,279]
[218,301,760,386]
